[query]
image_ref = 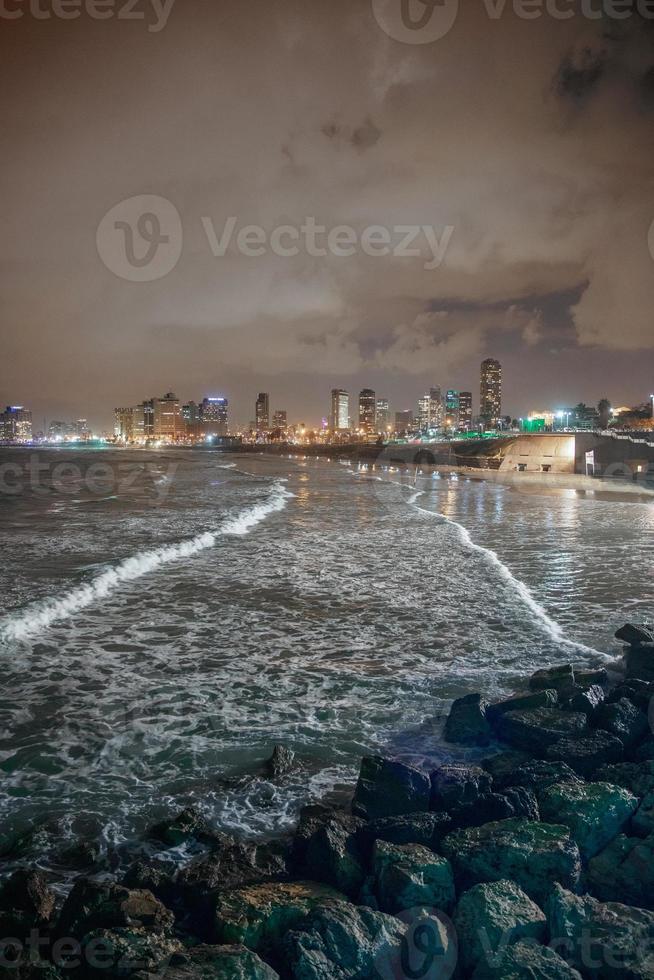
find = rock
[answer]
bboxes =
[264,746,295,781]
[635,736,654,762]
[546,883,654,978]
[122,859,179,904]
[351,756,430,820]
[503,787,540,822]
[545,731,624,778]
[430,764,492,810]
[57,840,102,871]
[633,791,654,837]
[595,760,654,798]
[282,902,415,980]
[79,927,182,978]
[625,644,654,683]
[148,807,214,848]
[607,679,654,712]
[616,623,654,646]
[588,833,654,909]
[496,707,587,754]
[372,840,455,914]
[292,804,341,866]
[538,781,638,860]
[453,879,546,974]
[443,693,492,746]
[441,819,581,905]
[155,945,279,979]
[486,689,558,723]
[212,881,345,950]
[562,685,605,717]
[592,698,649,749]
[482,751,533,784]
[178,839,291,916]
[57,881,174,938]
[490,760,582,793]
[471,939,583,979]
[529,664,575,694]
[448,793,519,831]
[302,815,366,898]
[574,667,609,687]
[360,812,451,852]
[0,869,55,933]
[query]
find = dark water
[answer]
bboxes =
[0,447,652,874]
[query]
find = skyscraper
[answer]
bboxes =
[330,389,349,431]
[256,393,270,432]
[201,397,229,435]
[272,410,287,430]
[376,398,390,433]
[458,392,473,431]
[0,406,32,443]
[445,390,460,429]
[153,393,182,441]
[418,387,443,431]
[480,359,502,428]
[359,389,376,433]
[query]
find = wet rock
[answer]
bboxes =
[546,883,654,978]
[562,684,605,717]
[453,879,546,974]
[588,833,654,909]
[441,819,581,905]
[264,746,295,781]
[486,689,558,724]
[471,939,582,979]
[595,759,654,798]
[282,903,413,980]
[481,751,532,785]
[178,837,290,897]
[154,944,279,979]
[496,707,587,754]
[430,764,492,810]
[148,807,215,849]
[625,644,654,683]
[351,756,430,820]
[122,859,179,904]
[616,623,654,646]
[57,840,102,872]
[488,759,581,794]
[302,815,366,898]
[607,679,654,712]
[529,664,575,695]
[503,787,540,821]
[360,812,451,852]
[635,736,654,762]
[545,731,624,778]
[591,698,649,749]
[0,869,55,934]
[443,693,492,746]
[372,840,455,914]
[632,791,654,837]
[538,781,638,860]
[448,793,517,831]
[292,803,342,866]
[211,880,345,950]
[79,927,182,978]
[57,880,174,938]
[574,667,609,687]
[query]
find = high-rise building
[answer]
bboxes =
[201,397,228,435]
[182,401,200,424]
[359,389,376,433]
[75,419,91,441]
[330,389,349,431]
[153,392,182,441]
[376,398,390,433]
[395,410,413,433]
[114,407,135,442]
[272,410,287,430]
[0,406,32,443]
[480,359,502,428]
[445,390,459,429]
[458,392,473,431]
[48,420,71,441]
[256,393,270,432]
[418,387,443,432]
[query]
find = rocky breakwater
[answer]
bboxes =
[2,624,654,978]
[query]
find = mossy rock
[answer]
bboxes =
[156,945,278,979]
[372,840,455,914]
[453,879,546,974]
[538,781,638,860]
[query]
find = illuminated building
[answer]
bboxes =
[256,393,270,432]
[418,387,443,431]
[445,390,460,429]
[272,409,287,430]
[395,410,413,434]
[330,389,349,431]
[201,397,228,436]
[48,420,72,440]
[0,406,32,443]
[458,392,473,431]
[114,407,135,441]
[182,401,200,424]
[480,359,502,428]
[376,398,390,432]
[359,389,376,433]
[75,419,91,441]
[153,393,182,441]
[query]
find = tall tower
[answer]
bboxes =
[480,359,502,428]
[256,393,270,432]
[330,389,349,431]
[358,389,376,433]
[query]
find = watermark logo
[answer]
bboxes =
[374,907,457,980]
[372,0,459,44]
[96,195,182,282]
[0,0,176,31]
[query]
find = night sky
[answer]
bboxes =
[2,0,654,429]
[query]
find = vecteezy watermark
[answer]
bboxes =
[372,0,654,44]
[97,196,455,281]
[0,0,175,30]
[374,907,458,980]
[0,928,174,975]
[0,454,178,503]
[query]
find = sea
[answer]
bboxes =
[0,446,652,877]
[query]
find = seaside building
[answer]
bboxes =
[256,393,270,432]
[418,387,444,432]
[445,390,460,429]
[201,397,229,436]
[152,393,182,441]
[182,401,200,425]
[0,406,32,443]
[359,389,376,433]
[272,409,287,430]
[480,359,502,428]
[114,407,135,442]
[330,389,349,432]
[458,392,473,431]
[395,410,413,434]
[75,419,91,441]
[376,398,390,433]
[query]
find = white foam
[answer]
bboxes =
[1,483,293,642]
[407,489,610,660]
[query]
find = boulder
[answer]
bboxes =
[496,707,587,754]
[502,787,540,822]
[482,751,533,785]
[441,819,581,905]
[79,927,182,978]
[595,760,654,798]
[471,939,582,979]
[538,781,638,860]
[529,665,575,695]
[488,759,581,794]
[453,879,546,974]
[607,679,654,712]
[154,945,278,979]
[591,698,649,750]
[635,736,654,762]
[0,869,55,934]
[352,756,430,820]
[372,840,455,914]
[447,791,537,831]
[615,623,654,646]
[148,807,214,848]
[360,812,451,852]
[545,731,623,778]
[546,883,654,978]
[57,880,174,938]
[212,881,345,951]
[632,791,654,837]
[574,667,609,687]
[292,804,343,866]
[486,689,558,724]
[430,764,492,810]
[562,685,605,717]
[588,833,654,909]
[122,859,179,905]
[625,644,654,683]
[264,746,295,781]
[178,837,290,900]
[302,815,366,898]
[443,693,492,746]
